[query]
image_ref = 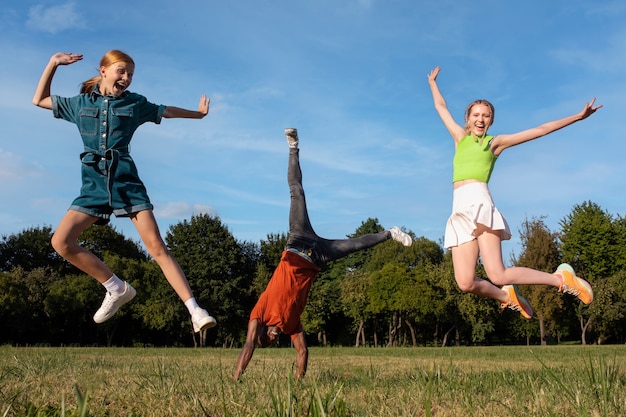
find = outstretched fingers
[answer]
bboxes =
[580,97,603,120]
[197,94,210,115]
[428,66,440,83]
[53,52,83,66]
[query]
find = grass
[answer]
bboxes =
[1,345,626,416]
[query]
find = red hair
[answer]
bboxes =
[80,50,135,94]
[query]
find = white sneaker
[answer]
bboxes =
[191,308,217,332]
[93,282,136,323]
[388,226,412,247]
[285,128,299,148]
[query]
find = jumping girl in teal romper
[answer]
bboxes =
[427,66,600,320]
[33,51,216,333]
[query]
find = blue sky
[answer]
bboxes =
[1,1,623,261]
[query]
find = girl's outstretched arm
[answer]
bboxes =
[162,94,210,119]
[491,98,602,156]
[427,66,466,144]
[32,52,83,109]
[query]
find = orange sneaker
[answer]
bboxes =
[555,263,593,304]
[501,285,534,319]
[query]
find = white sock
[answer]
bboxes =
[184,297,200,315]
[102,275,125,295]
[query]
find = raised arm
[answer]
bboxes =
[33,52,83,109]
[162,94,210,119]
[490,98,602,156]
[427,66,466,144]
[233,319,260,380]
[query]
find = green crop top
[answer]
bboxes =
[452,135,497,183]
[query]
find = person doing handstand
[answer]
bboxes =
[233,128,412,380]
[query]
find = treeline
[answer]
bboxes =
[1,201,624,348]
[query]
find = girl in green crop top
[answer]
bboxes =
[427,66,600,319]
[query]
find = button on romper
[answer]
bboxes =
[51,87,166,224]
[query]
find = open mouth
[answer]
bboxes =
[113,82,127,93]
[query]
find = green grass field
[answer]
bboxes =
[1,344,625,416]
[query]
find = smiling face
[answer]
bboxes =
[464,100,495,137]
[99,60,134,96]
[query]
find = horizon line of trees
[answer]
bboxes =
[1,200,625,348]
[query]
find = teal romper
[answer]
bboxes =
[51,86,166,224]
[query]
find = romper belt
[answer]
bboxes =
[79,146,129,206]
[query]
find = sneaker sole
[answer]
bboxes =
[193,316,217,333]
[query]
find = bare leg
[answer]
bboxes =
[451,239,508,302]
[477,227,561,288]
[51,210,113,283]
[131,210,194,302]
[451,225,561,303]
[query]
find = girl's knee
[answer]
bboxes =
[50,233,70,256]
[488,275,506,286]
[455,273,478,293]
[144,239,170,259]
[484,269,507,286]
[456,279,476,293]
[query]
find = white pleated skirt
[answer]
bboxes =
[444,182,511,248]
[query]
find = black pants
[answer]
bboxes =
[286,148,390,267]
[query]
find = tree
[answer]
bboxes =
[559,201,618,344]
[0,271,30,344]
[612,215,626,272]
[259,233,288,270]
[560,201,618,280]
[0,226,64,273]
[585,271,626,344]
[312,218,385,346]
[166,214,257,347]
[367,262,412,346]
[78,224,148,261]
[340,269,371,347]
[1,266,63,345]
[512,216,563,345]
[423,255,462,347]
[301,271,342,346]
[44,274,102,345]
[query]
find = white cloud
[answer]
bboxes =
[0,149,45,181]
[27,2,85,34]
[154,202,217,219]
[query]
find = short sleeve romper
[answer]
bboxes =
[51,87,166,224]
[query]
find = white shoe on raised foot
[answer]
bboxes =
[192,308,217,333]
[388,226,412,247]
[93,282,136,323]
[285,128,299,148]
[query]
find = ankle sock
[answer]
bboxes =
[102,275,125,295]
[184,297,200,315]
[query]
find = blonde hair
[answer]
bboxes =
[463,99,495,134]
[80,50,135,94]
